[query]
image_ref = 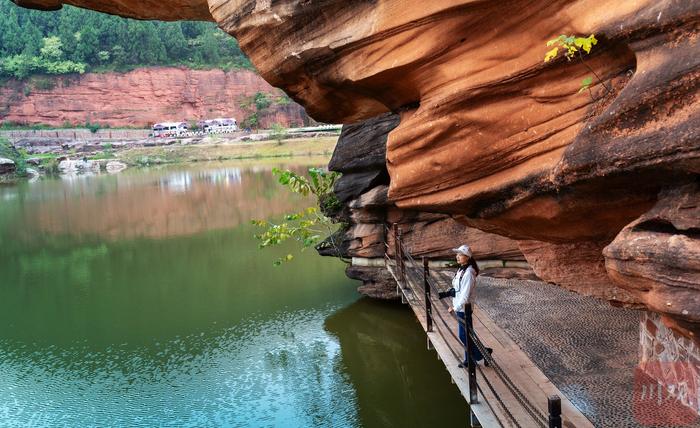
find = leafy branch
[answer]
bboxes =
[544,34,612,99]
[252,167,344,265]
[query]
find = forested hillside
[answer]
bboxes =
[0,2,253,79]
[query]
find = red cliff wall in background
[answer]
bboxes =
[0,67,309,128]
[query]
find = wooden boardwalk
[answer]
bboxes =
[385,260,595,428]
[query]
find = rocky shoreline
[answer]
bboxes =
[0,130,339,180]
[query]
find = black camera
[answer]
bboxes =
[438,288,455,299]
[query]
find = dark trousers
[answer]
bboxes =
[457,311,484,363]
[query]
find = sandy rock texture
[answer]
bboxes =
[320,113,527,298]
[518,240,641,307]
[605,183,700,334]
[105,161,128,174]
[58,159,101,175]
[1,68,307,128]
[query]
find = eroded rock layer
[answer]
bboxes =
[322,113,528,298]
[213,1,697,231]
[605,183,700,334]
[518,239,641,307]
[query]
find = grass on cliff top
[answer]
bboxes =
[118,136,338,166]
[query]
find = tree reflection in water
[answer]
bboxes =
[325,298,469,428]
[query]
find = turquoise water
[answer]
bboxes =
[0,162,466,427]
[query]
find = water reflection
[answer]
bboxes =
[0,160,467,427]
[0,163,307,242]
[159,168,243,193]
[0,308,360,427]
[326,298,469,428]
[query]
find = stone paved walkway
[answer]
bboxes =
[453,274,700,428]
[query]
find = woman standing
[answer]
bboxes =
[447,244,491,367]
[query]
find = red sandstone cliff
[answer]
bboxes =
[211,0,700,334]
[0,67,309,129]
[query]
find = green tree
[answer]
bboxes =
[72,27,99,63]
[197,30,221,64]
[0,2,256,78]
[270,123,287,145]
[97,51,110,63]
[241,112,258,129]
[40,36,63,60]
[252,168,342,265]
[543,34,612,97]
[111,45,127,67]
[254,92,271,111]
[162,25,189,60]
[21,19,44,56]
[0,55,35,79]
[0,9,25,56]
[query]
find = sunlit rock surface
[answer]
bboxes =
[213,1,697,235]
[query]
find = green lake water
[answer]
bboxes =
[0,161,467,427]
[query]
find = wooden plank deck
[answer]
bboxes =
[386,261,594,428]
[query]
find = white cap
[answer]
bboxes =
[452,244,472,257]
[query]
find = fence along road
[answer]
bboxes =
[384,224,595,428]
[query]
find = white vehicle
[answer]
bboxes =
[152,122,189,138]
[198,118,238,134]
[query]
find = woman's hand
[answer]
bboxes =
[448,307,454,314]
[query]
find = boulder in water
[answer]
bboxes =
[0,158,16,175]
[58,159,101,175]
[105,161,128,174]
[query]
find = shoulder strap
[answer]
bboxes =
[455,266,467,287]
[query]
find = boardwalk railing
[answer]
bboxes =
[385,223,563,428]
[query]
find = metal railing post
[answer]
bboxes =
[396,227,407,288]
[392,222,400,269]
[423,257,433,332]
[548,395,562,428]
[465,303,479,404]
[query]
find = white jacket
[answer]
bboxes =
[452,265,476,312]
